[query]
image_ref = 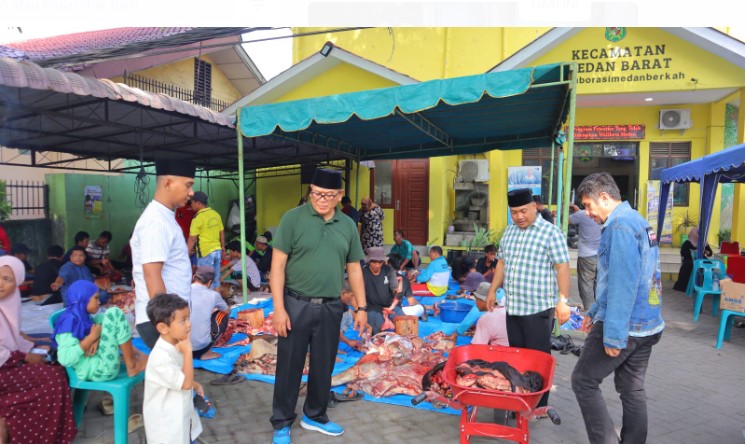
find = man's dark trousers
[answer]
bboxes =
[506,307,553,407]
[271,293,345,430]
[572,321,662,444]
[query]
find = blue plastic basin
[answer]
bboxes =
[438,301,472,323]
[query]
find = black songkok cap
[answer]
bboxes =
[507,188,534,207]
[311,168,342,190]
[155,159,196,178]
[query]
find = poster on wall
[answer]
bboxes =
[84,185,103,219]
[646,181,673,244]
[507,166,542,224]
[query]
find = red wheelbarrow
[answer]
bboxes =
[413,345,560,444]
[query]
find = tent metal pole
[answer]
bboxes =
[561,63,578,235]
[548,141,555,213]
[556,148,564,227]
[355,158,360,206]
[236,113,249,305]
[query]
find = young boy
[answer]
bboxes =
[144,293,203,444]
[338,285,372,350]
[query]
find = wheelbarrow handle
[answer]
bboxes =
[412,393,428,405]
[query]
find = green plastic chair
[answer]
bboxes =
[50,310,145,444]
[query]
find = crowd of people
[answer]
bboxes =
[1,161,670,444]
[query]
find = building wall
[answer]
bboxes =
[46,172,239,258]
[274,63,401,103]
[272,27,744,248]
[110,54,242,104]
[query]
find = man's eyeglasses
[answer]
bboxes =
[309,190,340,201]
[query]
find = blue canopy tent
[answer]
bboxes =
[657,143,745,258]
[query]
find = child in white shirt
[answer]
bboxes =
[143,293,203,444]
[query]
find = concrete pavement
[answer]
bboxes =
[72,277,744,443]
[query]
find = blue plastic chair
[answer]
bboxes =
[684,253,702,297]
[716,309,744,349]
[50,310,145,444]
[692,260,726,321]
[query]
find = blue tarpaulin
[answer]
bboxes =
[656,143,745,258]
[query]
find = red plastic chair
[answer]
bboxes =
[720,242,740,255]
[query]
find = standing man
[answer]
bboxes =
[486,188,570,408]
[359,197,384,251]
[188,191,225,289]
[570,202,603,311]
[571,172,664,444]
[270,169,366,444]
[533,195,555,224]
[340,196,360,225]
[130,160,195,349]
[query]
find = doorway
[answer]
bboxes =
[370,159,429,245]
[571,143,640,208]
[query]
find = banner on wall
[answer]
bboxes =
[84,185,103,219]
[507,166,542,224]
[646,180,673,244]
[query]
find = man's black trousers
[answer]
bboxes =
[271,293,345,430]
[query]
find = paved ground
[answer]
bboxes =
[70,277,744,444]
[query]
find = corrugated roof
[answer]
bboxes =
[0,57,233,126]
[3,28,194,61]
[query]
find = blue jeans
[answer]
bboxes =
[572,321,662,444]
[197,250,222,289]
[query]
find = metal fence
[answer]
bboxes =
[123,73,230,112]
[3,180,48,219]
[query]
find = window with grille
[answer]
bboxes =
[649,142,691,206]
[193,58,212,107]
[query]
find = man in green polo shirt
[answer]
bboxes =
[269,168,366,444]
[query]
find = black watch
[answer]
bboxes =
[355,306,367,313]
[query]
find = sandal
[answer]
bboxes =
[209,373,245,386]
[98,397,114,416]
[332,390,364,402]
[127,414,144,433]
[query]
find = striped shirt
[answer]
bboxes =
[131,200,192,325]
[498,215,570,316]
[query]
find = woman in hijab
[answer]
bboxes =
[0,256,77,444]
[674,227,713,291]
[53,280,147,381]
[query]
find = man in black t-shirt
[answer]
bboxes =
[533,195,555,224]
[30,245,65,304]
[362,247,402,334]
[475,244,499,282]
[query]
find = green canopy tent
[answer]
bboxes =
[233,62,578,303]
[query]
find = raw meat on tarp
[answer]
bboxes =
[233,336,310,376]
[330,331,456,398]
[214,313,277,347]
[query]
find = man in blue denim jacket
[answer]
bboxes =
[571,172,664,444]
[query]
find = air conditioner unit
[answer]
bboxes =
[659,109,692,130]
[458,159,489,182]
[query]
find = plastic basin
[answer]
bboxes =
[438,301,472,323]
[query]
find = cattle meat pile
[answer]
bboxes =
[330,331,456,398]
[213,313,277,347]
[455,359,544,394]
[233,336,310,376]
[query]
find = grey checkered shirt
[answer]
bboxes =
[498,215,570,316]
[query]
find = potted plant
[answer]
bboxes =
[674,212,697,246]
[0,181,11,222]
[717,229,732,245]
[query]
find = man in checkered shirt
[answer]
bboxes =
[486,188,571,408]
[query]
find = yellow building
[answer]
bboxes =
[233,27,744,259]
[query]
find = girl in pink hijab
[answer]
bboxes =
[0,255,77,443]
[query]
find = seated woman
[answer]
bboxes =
[53,280,147,381]
[0,256,77,444]
[51,246,95,306]
[673,227,713,292]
